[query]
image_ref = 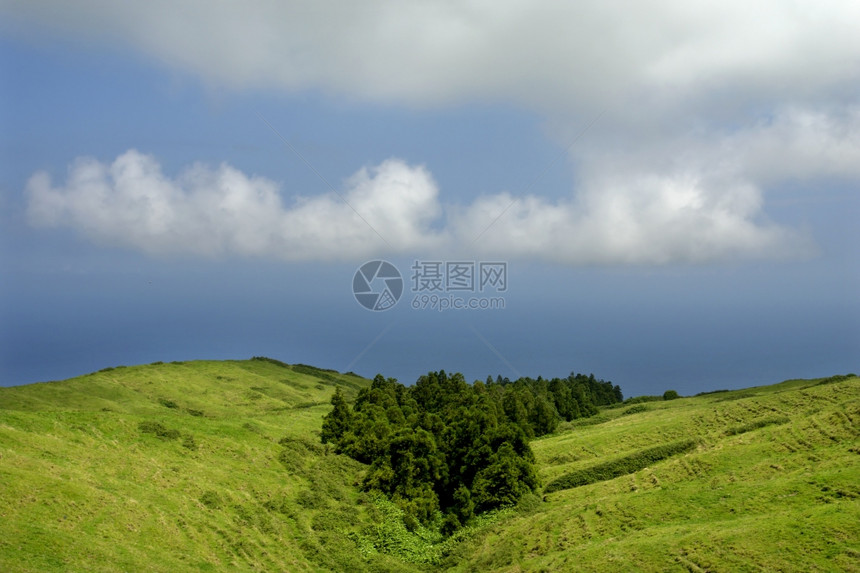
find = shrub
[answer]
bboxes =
[516,493,542,515]
[816,374,857,386]
[279,436,324,455]
[250,356,291,368]
[181,434,198,450]
[292,363,340,382]
[293,363,340,374]
[560,414,611,429]
[663,390,680,400]
[712,391,756,402]
[622,404,648,416]
[296,489,327,510]
[695,389,729,396]
[545,440,697,493]
[200,490,222,509]
[725,416,790,436]
[138,421,181,440]
[311,512,346,532]
[624,395,662,405]
[158,397,179,409]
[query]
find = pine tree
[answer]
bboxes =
[320,387,352,445]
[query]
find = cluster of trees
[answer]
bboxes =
[320,370,622,532]
[484,372,623,436]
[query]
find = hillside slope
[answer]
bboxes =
[0,359,416,572]
[443,375,860,571]
[1,363,858,571]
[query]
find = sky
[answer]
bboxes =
[0,1,858,396]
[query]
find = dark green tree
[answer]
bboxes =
[320,387,352,445]
[529,395,559,436]
[364,428,446,525]
[317,368,620,533]
[471,442,539,513]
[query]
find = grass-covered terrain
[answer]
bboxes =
[444,375,860,571]
[1,362,858,571]
[0,359,418,572]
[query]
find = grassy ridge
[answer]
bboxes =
[2,365,858,571]
[0,360,417,572]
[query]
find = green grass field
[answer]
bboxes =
[1,361,858,571]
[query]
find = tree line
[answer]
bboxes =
[320,370,622,533]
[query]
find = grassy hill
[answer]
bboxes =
[0,358,416,572]
[444,375,860,571]
[1,361,858,571]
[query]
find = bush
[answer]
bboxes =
[622,404,648,416]
[351,493,445,565]
[663,390,680,400]
[545,440,697,493]
[250,356,291,368]
[181,434,198,450]
[516,493,542,515]
[296,489,327,510]
[816,374,858,386]
[200,490,222,509]
[293,362,340,374]
[725,416,790,436]
[292,363,340,382]
[624,395,662,405]
[158,397,178,409]
[695,389,729,396]
[560,414,611,429]
[138,421,181,440]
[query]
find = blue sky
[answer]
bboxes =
[1,2,858,396]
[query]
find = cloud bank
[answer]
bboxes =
[28,148,816,264]
[4,1,857,113]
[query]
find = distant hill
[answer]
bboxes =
[1,362,858,571]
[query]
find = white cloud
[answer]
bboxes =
[452,171,812,265]
[27,150,445,260]
[27,150,815,264]
[728,106,860,183]
[8,1,860,264]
